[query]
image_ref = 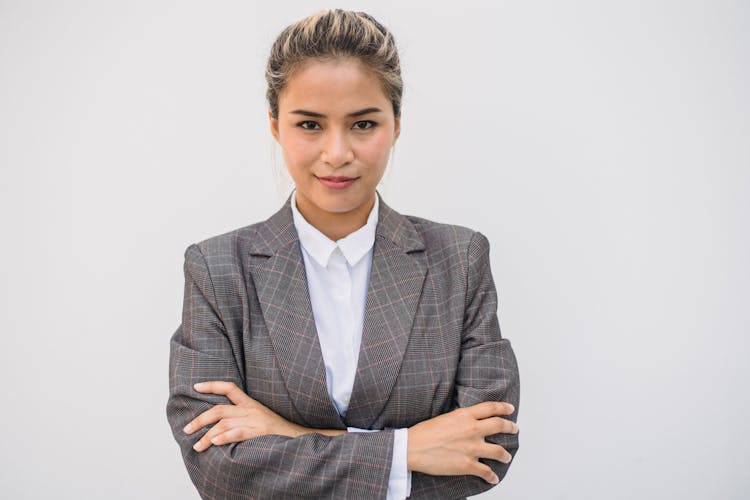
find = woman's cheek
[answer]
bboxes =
[283,143,319,175]
[361,134,392,166]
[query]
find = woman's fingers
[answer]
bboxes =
[193,381,254,406]
[476,442,513,464]
[464,443,510,483]
[466,401,515,420]
[468,460,500,485]
[210,425,260,446]
[183,404,247,435]
[192,417,250,452]
[477,415,519,437]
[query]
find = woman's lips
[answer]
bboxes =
[317,176,358,190]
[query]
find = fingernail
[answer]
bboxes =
[507,404,515,413]
[211,437,219,444]
[490,475,499,484]
[194,383,204,390]
[503,454,513,463]
[193,442,203,451]
[513,423,520,433]
[183,424,192,433]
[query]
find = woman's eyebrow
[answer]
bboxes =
[289,107,383,118]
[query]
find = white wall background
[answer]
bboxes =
[1,1,748,498]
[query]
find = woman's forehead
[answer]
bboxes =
[278,59,388,113]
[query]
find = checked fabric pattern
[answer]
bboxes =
[166,190,520,499]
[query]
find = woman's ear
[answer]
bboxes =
[268,109,280,142]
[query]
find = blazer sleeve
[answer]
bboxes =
[409,231,521,499]
[166,244,396,500]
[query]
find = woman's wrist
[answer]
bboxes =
[406,427,422,472]
[292,424,347,437]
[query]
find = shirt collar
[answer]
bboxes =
[290,188,379,268]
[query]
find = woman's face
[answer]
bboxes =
[269,58,400,219]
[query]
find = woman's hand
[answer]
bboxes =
[407,401,518,485]
[182,381,308,452]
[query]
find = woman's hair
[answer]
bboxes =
[265,9,403,120]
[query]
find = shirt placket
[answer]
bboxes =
[328,247,355,409]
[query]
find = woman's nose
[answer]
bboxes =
[321,129,354,167]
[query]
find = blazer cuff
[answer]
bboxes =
[347,427,411,499]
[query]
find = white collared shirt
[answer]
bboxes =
[290,188,411,500]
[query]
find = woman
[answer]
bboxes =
[167,9,520,500]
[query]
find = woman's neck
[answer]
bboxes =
[295,192,375,242]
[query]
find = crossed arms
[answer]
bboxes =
[166,231,520,499]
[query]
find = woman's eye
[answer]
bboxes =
[296,120,376,131]
[353,120,376,130]
[297,121,320,130]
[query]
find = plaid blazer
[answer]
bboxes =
[166,190,520,500]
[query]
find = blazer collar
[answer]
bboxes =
[248,189,427,429]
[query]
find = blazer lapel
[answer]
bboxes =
[344,192,427,428]
[248,192,345,429]
[248,190,427,430]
